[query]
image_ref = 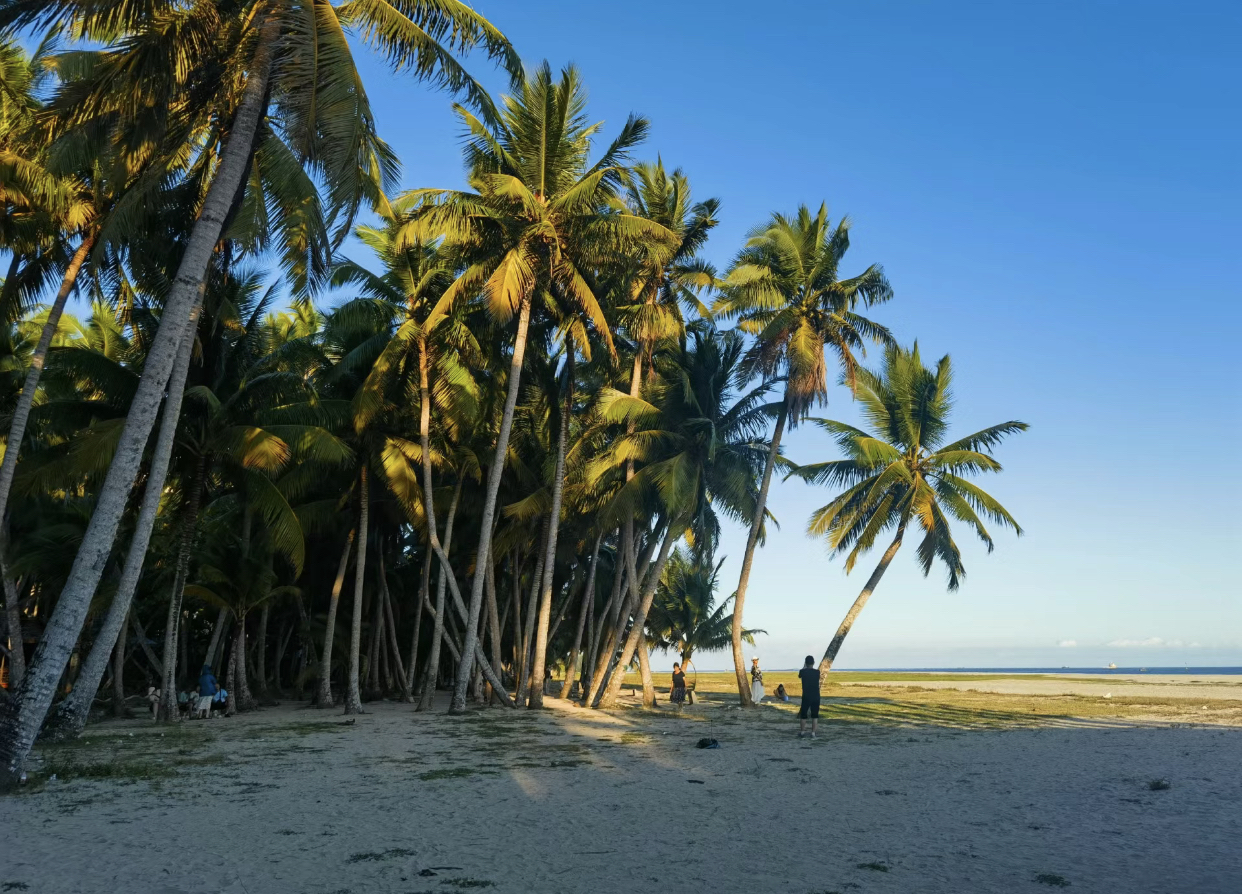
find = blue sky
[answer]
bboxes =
[353,1,1240,668]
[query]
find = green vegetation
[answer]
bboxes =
[0,3,1026,797]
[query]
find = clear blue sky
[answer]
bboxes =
[353,1,1240,668]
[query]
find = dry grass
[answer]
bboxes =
[604,671,1242,729]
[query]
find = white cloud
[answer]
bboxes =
[1058,640,1077,648]
[1105,637,1194,648]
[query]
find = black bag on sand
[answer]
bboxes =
[695,737,719,749]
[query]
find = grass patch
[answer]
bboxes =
[857,861,889,872]
[346,847,415,863]
[242,722,347,739]
[40,759,174,783]
[418,767,497,782]
[1034,873,1071,887]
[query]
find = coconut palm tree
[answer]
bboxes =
[646,548,762,676]
[0,0,518,790]
[787,344,1027,682]
[409,61,677,712]
[713,203,894,705]
[587,324,771,707]
[619,159,719,387]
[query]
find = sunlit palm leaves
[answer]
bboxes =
[789,343,1026,588]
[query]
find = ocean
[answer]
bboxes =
[857,667,1242,675]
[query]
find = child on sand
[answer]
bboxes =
[797,655,820,739]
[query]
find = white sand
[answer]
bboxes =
[6,697,1241,894]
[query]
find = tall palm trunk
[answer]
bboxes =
[730,398,788,706]
[484,537,503,702]
[112,609,129,717]
[204,607,228,679]
[317,529,356,707]
[818,522,906,685]
[584,533,622,700]
[637,644,656,707]
[253,602,271,702]
[516,514,549,703]
[450,292,533,712]
[47,303,202,739]
[232,615,257,711]
[0,231,96,527]
[157,453,209,721]
[598,526,679,708]
[528,350,574,708]
[557,531,600,700]
[2,559,23,691]
[344,468,370,714]
[378,554,412,702]
[0,11,282,790]
[584,530,636,706]
[417,477,461,710]
[586,523,660,706]
[406,547,431,692]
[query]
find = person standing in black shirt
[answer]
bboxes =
[797,655,821,739]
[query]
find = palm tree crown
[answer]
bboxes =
[715,202,893,419]
[791,343,1026,589]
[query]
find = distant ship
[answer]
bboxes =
[1108,662,1117,669]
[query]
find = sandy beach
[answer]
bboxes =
[7,676,1241,894]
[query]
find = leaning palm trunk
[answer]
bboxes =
[417,476,461,710]
[730,399,789,706]
[450,292,533,712]
[528,351,574,708]
[636,644,656,707]
[598,527,679,708]
[516,516,549,703]
[556,532,600,700]
[586,523,660,706]
[484,538,503,703]
[405,549,431,692]
[818,522,906,686]
[317,530,356,707]
[111,610,129,717]
[203,607,227,679]
[2,559,24,692]
[157,454,209,721]
[583,529,636,707]
[378,555,412,702]
[0,232,96,527]
[344,468,370,714]
[0,12,281,790]
[48,305,202,740]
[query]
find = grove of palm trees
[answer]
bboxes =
[3,5,1237,893]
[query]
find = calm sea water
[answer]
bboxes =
[861,667,1242,675]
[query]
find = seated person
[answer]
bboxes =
[773,683,790,703]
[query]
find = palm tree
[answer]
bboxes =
[619,159,719,388]
[787,344,1027,682]
[587,324,771,707]
[410,61,677,712]
[183,515,300,714]
[713,203,893,705]
[0,0,518,790]
[646,548,762,675]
